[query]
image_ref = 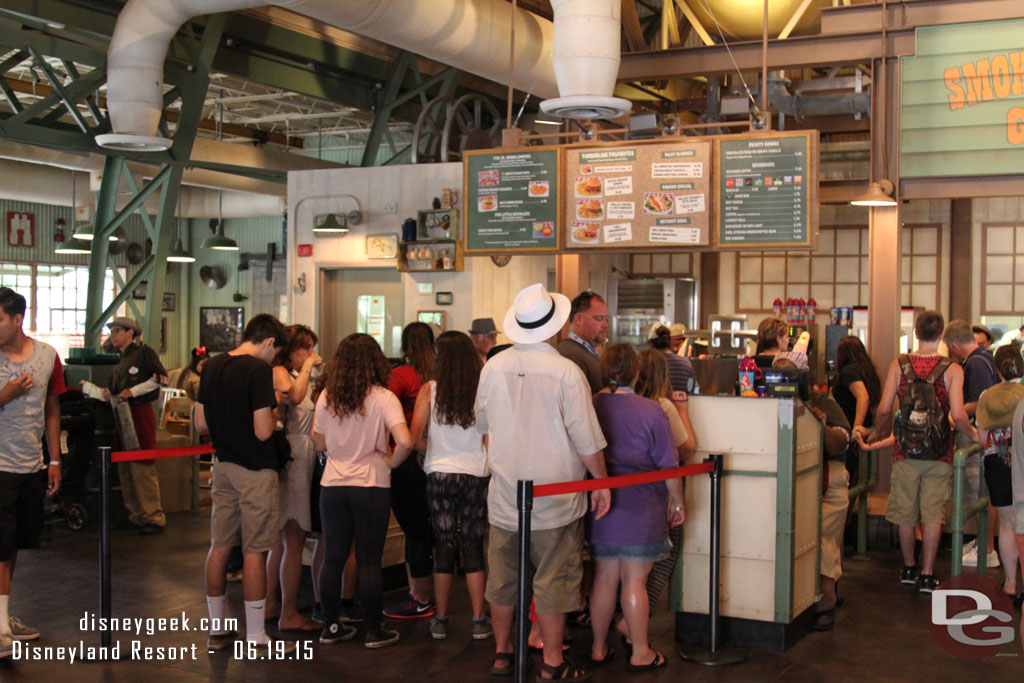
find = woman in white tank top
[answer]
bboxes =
[409,331,491,641]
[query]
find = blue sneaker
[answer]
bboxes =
[382,592,434,620]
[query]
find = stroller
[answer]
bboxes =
[44,393,117,531]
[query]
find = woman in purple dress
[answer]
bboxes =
[588,344,685,672]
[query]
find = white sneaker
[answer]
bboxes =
[987,550,1001,568]
[962,541,979,566]
[961,539,977,556]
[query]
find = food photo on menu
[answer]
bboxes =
[528,180,549,197]
[571,221,599,244]
[532,221,554,238]
[576,198,603,220]
[478,169,499,187]
[643,192,674,215]
[478,194,497,212]
[574,176,602,197]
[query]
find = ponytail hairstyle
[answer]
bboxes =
[994,343,1023,381]
[600,344,638,393]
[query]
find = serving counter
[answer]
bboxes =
[670,395,822,652]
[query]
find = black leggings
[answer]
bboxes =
[318,485,391,628]
[426,472,489,574]
[389,457,434,579]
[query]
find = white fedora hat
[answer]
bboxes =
[503,283,571,344]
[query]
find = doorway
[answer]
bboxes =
[318,267,405,359]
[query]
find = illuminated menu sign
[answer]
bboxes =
[716,132,817,249]
[463,148,560,253]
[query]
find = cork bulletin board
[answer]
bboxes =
[561,139,712,250]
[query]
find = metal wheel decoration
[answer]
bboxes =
[411,96,456,164]
[490,255,512,267]
[412,95,502,163]
[441,94,501,162]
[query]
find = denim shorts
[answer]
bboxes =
[592,539,671,563]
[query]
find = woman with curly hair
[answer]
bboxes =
[383,322,437,618]
[265,325,322,631]
[312,333,413,649]
[408,331,490,641]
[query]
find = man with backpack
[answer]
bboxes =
[868,311,976,593]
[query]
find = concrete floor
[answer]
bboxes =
[2,509,1022,682]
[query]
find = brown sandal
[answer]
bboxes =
[536,656,592,682]
[491,652,515,677]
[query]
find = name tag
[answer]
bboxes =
[129,366,139,375]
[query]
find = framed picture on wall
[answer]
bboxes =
[199,306,244,353]
[133,281,148,299]
[162,292,176,312]
[417,310,446,332]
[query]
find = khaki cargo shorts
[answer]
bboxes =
[886,459,952,527]
[210,460,279,554]
[486,517,584,614]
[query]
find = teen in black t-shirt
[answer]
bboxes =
[197,353,278,471]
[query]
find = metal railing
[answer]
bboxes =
[950,443,988,577]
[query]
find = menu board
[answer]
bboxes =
[715,131,818,249]
[562,141,711,249]
[463,147,560,253]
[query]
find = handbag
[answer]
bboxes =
[270,429,291,470]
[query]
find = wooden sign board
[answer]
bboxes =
[463,147,561,254]
[714,130,818,250]
[562,140,712,250]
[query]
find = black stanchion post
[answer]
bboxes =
[515,480,533,683]
[678,454,747,666]
[99,446,112,650]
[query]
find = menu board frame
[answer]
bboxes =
[561,138,712,252]
[713,130,819,250]
[463,146,562,255]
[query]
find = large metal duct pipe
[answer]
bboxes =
[99,0,560,151]
[540,0,630,120]
[766,74,870,120]
[0,158,284,217]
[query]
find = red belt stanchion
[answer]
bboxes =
[99,445,113,652]
[678,453,747,666]
[514,480,533,683]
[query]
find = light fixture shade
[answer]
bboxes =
[55,237,92,254]
[313,213,349,235]
[850,180,897,207]
[72,222,95,240]
[200,220,238,251]
[167,236,196,262]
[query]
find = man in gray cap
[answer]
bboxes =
[468,317,499,365]
[105,316,167,535]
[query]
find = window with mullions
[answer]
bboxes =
[0,263,125,355]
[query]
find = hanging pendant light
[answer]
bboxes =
[200,191,238,250]
[167,192,195,262]
[57,170,92,254]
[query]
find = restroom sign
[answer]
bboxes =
[6,212,35,248]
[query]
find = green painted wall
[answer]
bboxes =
[900,18,1024,178]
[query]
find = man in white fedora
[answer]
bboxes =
[475,283,610,680]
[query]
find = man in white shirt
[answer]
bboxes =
[475,283,610,680]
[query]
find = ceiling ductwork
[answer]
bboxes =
[99,0,566,151]
[0,140,336,197]
[0,158,284,218]
[766,74,870,120]
[539,0,631,120]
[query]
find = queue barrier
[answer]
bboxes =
[512,453,746,683]
[950,443,989,577]
[848,447,879,560]
[97,444,215,650]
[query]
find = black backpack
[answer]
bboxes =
[894,355,952,460]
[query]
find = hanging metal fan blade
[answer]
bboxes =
[199,265,226,289]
